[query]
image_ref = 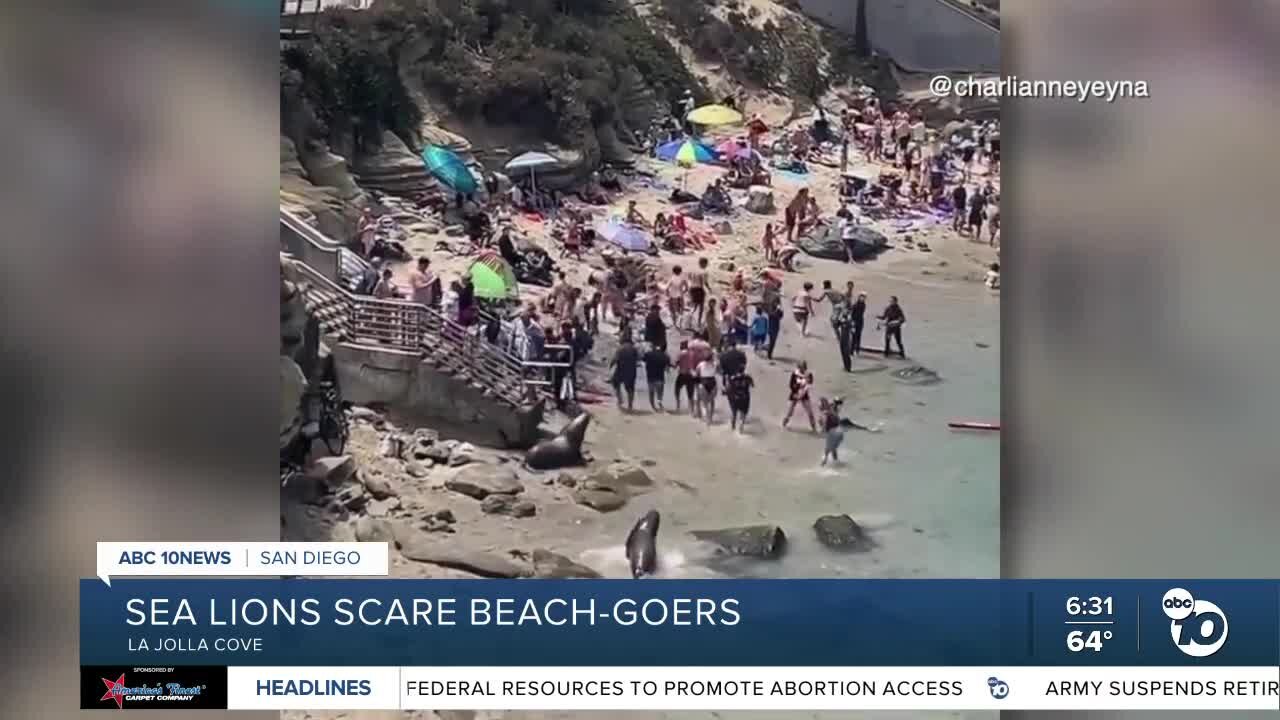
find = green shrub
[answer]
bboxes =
[281,0,705,152]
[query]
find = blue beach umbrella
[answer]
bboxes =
[421,145,477,194]
[655,138,717,165]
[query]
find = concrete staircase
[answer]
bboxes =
[280,208,551,446]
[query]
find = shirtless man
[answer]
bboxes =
[666,265,688,330]
[784,188,810,243]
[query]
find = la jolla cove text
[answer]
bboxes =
[126,596,741,628]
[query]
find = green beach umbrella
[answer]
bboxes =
[421,144,478,194]
[468,251,519,300]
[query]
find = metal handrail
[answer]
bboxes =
[294,261,533,407]
[283,206,576,401]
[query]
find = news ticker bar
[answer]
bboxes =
[81,666,1280,711]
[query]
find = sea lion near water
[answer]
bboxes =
[625,510,660,578]
[525,413,591,470]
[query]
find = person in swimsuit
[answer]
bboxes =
[726,372,754,434]
[792,282,815,337]
[666,265,687,330]
[784,188,809,243]
[820,397,846,465]
[696,355,719,426]
[783,360,818,432]
[673,340,697,414]
[688,257,709,326]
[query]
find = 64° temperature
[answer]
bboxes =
[1067,629,1112,652]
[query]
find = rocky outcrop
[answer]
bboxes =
[280,254,321,453]
[445,465,525,499]
[797,224,888,262]
[689,525,787,558]
[396,533,532,578]
[813,514,874,551]
[282,136,367,243]
[573,484,628,513]
[745,186,775,214]
[352,131,439,197]
[530,549,601,579]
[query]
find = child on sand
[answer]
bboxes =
[749,305,769,353]
[819,397,845,465]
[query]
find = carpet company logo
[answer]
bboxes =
[1163,587,1229,657]
[987,677,1009,700]
[99,674,128,709]
[98,673,205,709]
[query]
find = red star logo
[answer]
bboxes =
[100,674,127,709]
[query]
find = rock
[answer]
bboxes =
[350,407,383,423]
[431,509,456,524]
[917,241,931,252]
[414,428,440,445]
[573,486,627,513]
[361,471,397,500]
[813,514,873,551]
[445,465,524,499]
[745,186,775,214]
[797,224,888,261]
[531,549,601,579]
[405,462,430,478]
[555,473,578,488]
[689,525,787,558]
[365,497,400,518]
[586,462,653,491]
[417,444,452,463]
[307,455,356,487]
[333,485,367,512]
[891,365,942,385]
[378,434,405,459]
[448,442,477,467]
[481,494,537,518]
[445,225,465,237]
[355,516,394,543]
[397,534,531,578]
[280,357,307,451]
[712,221,733,235]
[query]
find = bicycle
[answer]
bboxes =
[307,380,350,456]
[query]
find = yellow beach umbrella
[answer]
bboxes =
[687,104,743,126]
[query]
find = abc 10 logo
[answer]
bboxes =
[1162,588,1228,658]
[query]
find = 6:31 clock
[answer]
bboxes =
[1066,596,1113,616]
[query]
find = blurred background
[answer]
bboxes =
[0,1,277,718]
[1,0,1277,718]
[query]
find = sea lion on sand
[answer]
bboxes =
[525,413,591,470]
[625,510,660,578]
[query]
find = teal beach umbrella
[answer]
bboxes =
[421,145,478,194]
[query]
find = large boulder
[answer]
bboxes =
[585,462,653,491]
[279,356,307,452]
[689,525,787,559]
[572,485,627,513]
[530,549,601,579]
[796,224,888,262]
[745,186,775,214]
[445,465,524,499]
[396,532,531,578]
[813,514,874,552]
[352,131,439,197]
[481,493,537,518]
